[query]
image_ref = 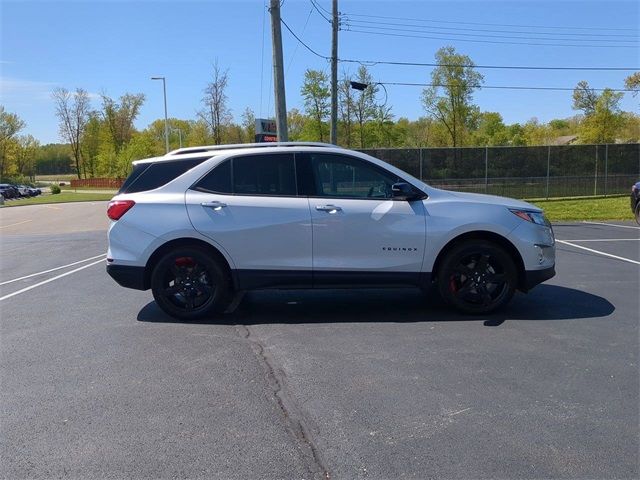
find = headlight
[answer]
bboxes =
[510,209,550,227]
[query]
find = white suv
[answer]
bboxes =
[106,142,555,319]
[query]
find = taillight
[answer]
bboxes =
[107,200,135,220]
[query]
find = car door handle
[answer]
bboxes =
[201,201,227,210]
[315,205,342,213]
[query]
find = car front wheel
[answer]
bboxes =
[150,246,232,320]
[437,240,517,314]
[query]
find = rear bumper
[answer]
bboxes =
[106,264,147,290]
[521,265,555,292]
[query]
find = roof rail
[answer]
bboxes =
[167,142,339,156]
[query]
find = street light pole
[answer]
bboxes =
[151,76,169,153]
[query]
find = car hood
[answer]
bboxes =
[441,190,542,212]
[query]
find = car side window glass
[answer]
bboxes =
[122,158,208,194]
[310,154,400,199]
[193,160,232,194]
[232,153,296,196]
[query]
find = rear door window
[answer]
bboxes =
[233,154,296,196]
[192,153,297,196]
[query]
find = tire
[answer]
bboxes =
[635,202,640,226]
[150,246,232,320]
[437,240,517,314]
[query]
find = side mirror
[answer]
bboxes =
[392,182,424,201]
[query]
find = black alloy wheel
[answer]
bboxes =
[150,247,231,320]
[438,240,517,314]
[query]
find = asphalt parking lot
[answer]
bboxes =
[1,202,638,479]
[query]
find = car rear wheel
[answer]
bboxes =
[437,240,517,314]
[150,246,232,320]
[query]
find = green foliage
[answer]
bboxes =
[624,72,639,97]
[301,69,330,142]
[101,92,145,154]
[573,82,625,143]
[0,106,27,179]
[421,46,484,147]
[50,184,61,194]
[35,143,74,175]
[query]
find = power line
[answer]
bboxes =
[281,17,330,60]
[286,8,314,74]
[309,0,331,23]
[380,81,635,92]
[342,18,639,38]
[311,0,332,16]
[340,58,639,71]
[342,20,638,43]
[280,19,639,70]
[343,27,638,48]
[341,12,639,32]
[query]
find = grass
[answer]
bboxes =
[2,192,114,207]
[528,195,634,222]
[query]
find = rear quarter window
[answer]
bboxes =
[119,158,208,194]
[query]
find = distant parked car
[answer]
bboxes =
[0,184,19,199]
[16,185,32,197]
[0,184,16,199]
[28,186,42,196]
[631,181,640,225]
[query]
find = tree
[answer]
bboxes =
[100,92,145,155]
[472,112,509,146]
[241,107,256,143]
[287,108,308,140]
[52,87,91,179]
[300,69,330,142]
[421,46,484,147]
[81,114,103,178]
[372,104,395,147]
[624,72,640,97]
[573,81,624,143]
[338,72,356,147]
[0,106,26,179]
[198,60,231,145]
[15,135,40,180]
[572,80,600,115]
[353,65,377,148]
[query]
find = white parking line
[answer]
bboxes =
[0,220,32,229]
[0,258,105,302]
[582,221,640,230]
[0,254,107,286]
[556,240,640,266]
[562,239,640,242]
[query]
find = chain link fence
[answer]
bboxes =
[360,143,640,199]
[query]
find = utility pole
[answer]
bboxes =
[330,0,338,145]
[151,76,169,153]
[270,0,288,141]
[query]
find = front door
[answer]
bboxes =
[307,153,427,285]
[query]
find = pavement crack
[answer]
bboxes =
[236,325,330,480]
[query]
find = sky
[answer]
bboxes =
[1,0,638,144]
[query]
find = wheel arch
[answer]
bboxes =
[144,238,234,290]
[431,230,526,291]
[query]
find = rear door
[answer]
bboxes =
[306,152,427,285]
[185,153,313,288]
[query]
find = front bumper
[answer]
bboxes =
[521,265,555,292]
[106,264,147,290]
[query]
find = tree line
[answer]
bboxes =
[0,46,638,180]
